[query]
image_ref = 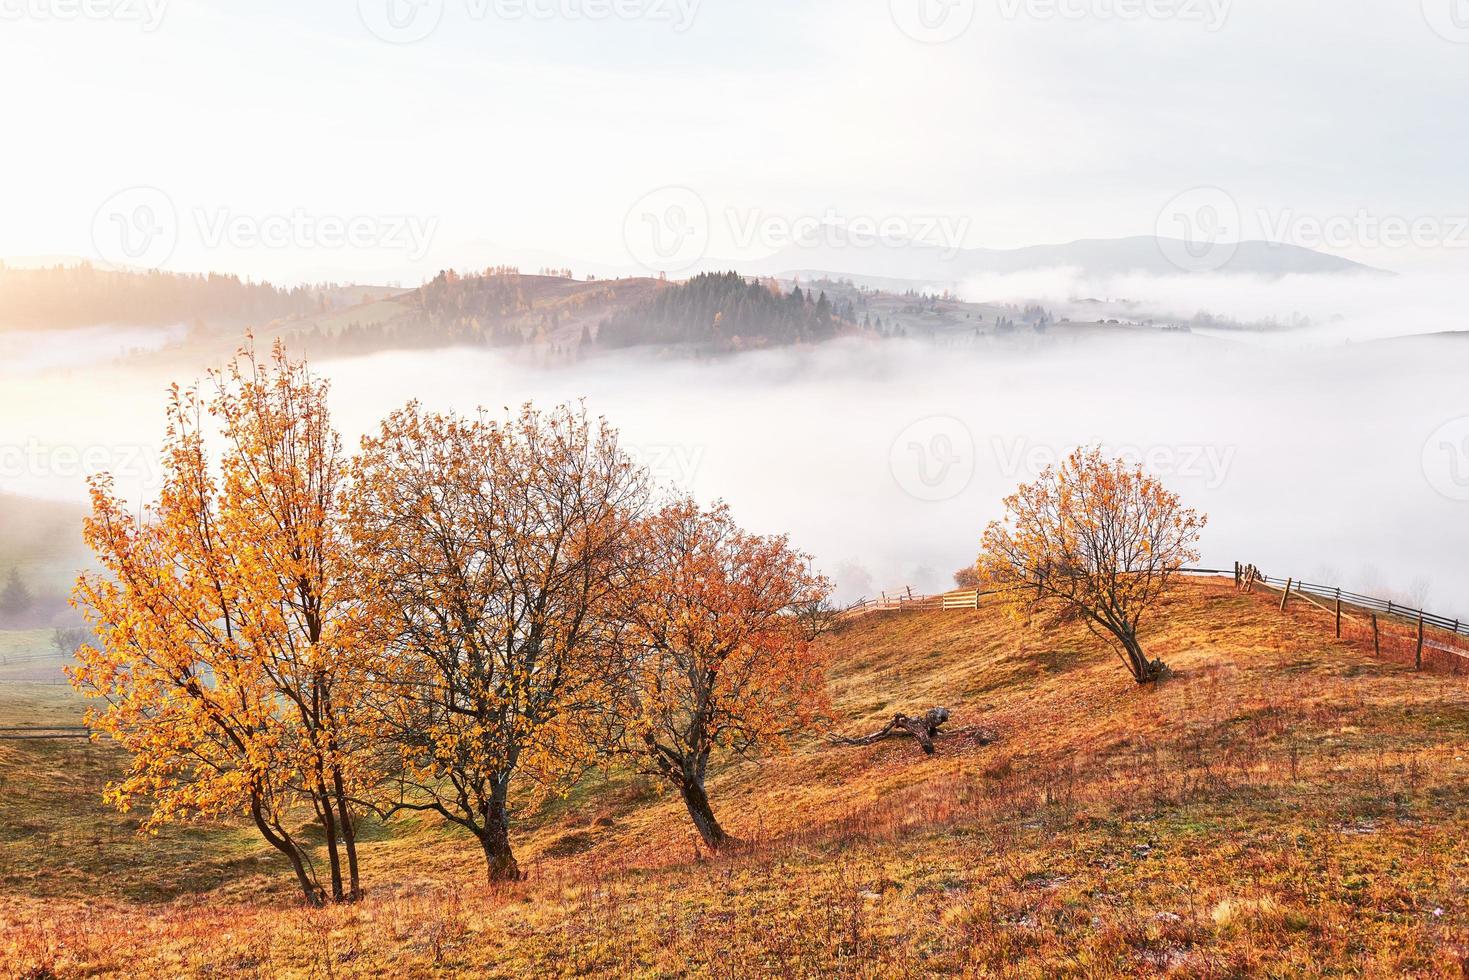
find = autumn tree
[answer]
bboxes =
[350,402,647,881]
[977,448,1206,684]
[70,340,377,905]
[604,499,831,851]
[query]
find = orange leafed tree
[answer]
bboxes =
[349,401,647,881]
[976,447,1206,685]
[606,499,832,850]
[70,340,377,905]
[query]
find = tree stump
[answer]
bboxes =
[827,707,996,756]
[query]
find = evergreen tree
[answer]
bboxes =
[0,568,32,619]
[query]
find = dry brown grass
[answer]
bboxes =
[4,578,1469,977]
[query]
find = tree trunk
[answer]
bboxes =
[314,785,345,903]
[251,795,324,907]
[679,775,729,851]
[332,767,361,901]
[478,790,519,882]
[1122,632,1165,685]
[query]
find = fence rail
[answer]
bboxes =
[843,567,1235,617]
[0,726,90,741]
[1246,570,1467,638]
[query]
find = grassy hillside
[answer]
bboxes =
[4,578,1468,977]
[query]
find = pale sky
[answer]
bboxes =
[3,0,1467,283]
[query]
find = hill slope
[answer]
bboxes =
[3,579,1468,976]
[745,235,1383,284]
[280,272,670,356]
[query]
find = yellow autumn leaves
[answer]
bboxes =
[975,447,1206,684]
[70,339,832,900]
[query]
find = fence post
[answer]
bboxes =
[1372,614,1380,657]
[1335,592,1342,639]
[1416,613,1425,671]
[1280,578,1293,613]
[1234,562,1241,587]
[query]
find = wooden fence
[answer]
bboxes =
[0,726,89,741]
[842,567,1236,617]
[844,587,986,615]
[845,562,1469,675]
[1240,563,1469,672]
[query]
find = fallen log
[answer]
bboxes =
[828,707,996,756]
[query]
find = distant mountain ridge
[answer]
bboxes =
[736,234,1384,284]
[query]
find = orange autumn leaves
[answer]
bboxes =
[604,499,831,849]
[976,447,1206,684]
[347,401,650,881]
[69,340,832,899]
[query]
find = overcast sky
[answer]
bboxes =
[3,0,1467,283]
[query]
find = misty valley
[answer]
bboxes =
[4,4,1469,972]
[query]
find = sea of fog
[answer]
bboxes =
[0,324,188,375]
[3,322,1467,619]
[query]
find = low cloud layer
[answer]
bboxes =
[960,268,1468,344]
[3,314,1466,620]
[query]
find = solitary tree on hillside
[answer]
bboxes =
[976,448,1206,685]
[605,499,831,850]
[71,341,378,905]
[350,402,648,881]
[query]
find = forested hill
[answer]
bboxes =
[0,263,338,329]
[596,271,859,350]
[285,270,666,357]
